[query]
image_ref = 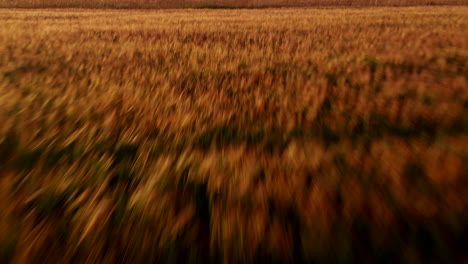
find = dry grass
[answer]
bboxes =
[0,0,467,8]
[0,6,467,263]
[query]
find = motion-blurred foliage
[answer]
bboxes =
[0,0,467,8]
[0,6,467,263]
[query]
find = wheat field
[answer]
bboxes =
[0,6,467,263]
[1,0,467,8]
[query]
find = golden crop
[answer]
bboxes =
[1,0,467,8]
[0,6,467,263]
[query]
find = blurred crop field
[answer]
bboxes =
[0,6,467,263]
[1,0,468,8]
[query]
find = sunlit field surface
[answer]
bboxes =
[1,0,467,8]
[0,7,467,263]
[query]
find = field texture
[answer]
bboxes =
[0,7,467,263]
[1,0,468,8]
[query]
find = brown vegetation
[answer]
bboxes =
[0,6,467,263]
[0,0,467,8]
